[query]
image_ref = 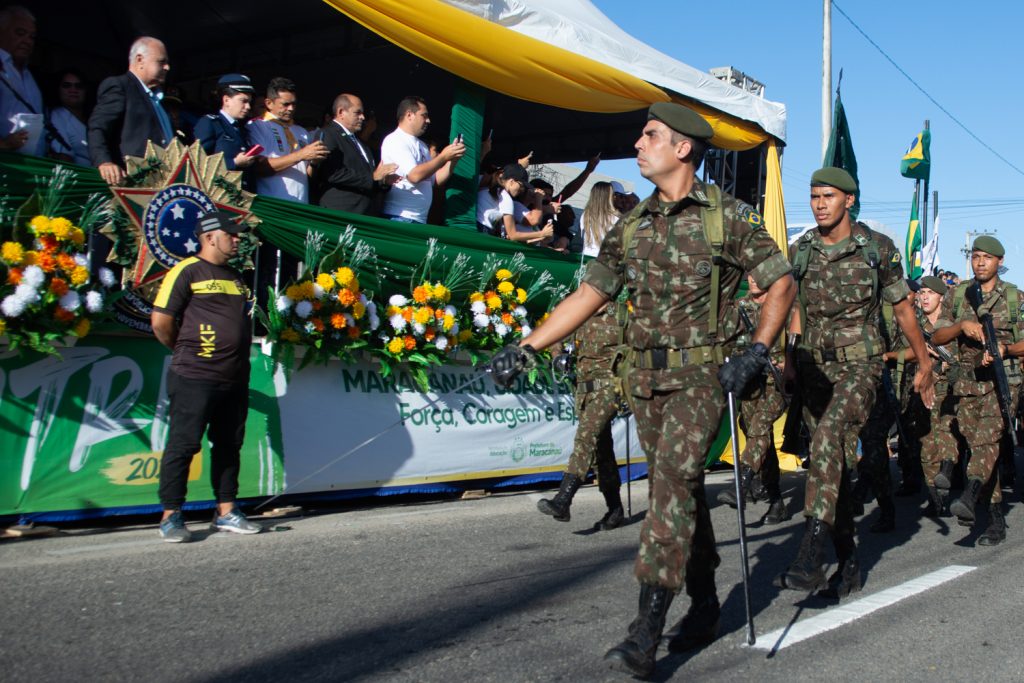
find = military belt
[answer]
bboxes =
[579,378,616,393]
[801,341,878,364]
[633,345,719,369]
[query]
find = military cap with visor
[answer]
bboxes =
[217,73,254,93]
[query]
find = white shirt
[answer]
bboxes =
[380,127,432,222]
[0,48,43,155]
[247,118,311,203]
[582,212,619,257]
[49,107,90,166]
[476,188,514,229]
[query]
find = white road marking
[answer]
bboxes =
[44,539,163,555]
[753,564,976,651]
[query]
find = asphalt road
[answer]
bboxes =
[4,470,1024,682]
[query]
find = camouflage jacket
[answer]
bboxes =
[583,179,790,352]
[573,305,622,382]
[736,297,784,364]
[793,222,909,354]
[941,278,1023,395]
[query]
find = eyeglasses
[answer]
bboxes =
[60,82,84,89]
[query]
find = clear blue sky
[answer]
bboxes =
[587,0,1024,279]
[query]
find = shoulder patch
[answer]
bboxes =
[891,251,901,264]
[736,203,764,229]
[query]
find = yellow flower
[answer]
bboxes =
[486,295,502,310]
[73,318,91,337]
[414,307,433,325]
[516,288,528,303]
[469,292,484,303]
[29,215,50,234]
[22,250,37,266]
[70,228,86,246]
[495,268,513,281]
[1,241,24,264]
[49,217,73,240]
[316,272,335,291]
[0,318,6,335]
[458,329,473,343]
[352,301,366,319]
[387,337,405,354]
[280,328,300,342]
[70,266,89,286]
[432,283,449,301]
[285,284,302,300]
[497,281,514,295]
[298,281,316,300]
[386,305,400,317]
[335,267,355,287]
[443,313,455,332]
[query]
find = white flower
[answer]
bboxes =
[303,321,315,334]
[470,300,486,315]
[98,267,116,288]
[520,324,532,337]
[58,290,81,312]
[389,313,406,331]
[369,314,380,330]
[445,305,457,317]
[495,323,509,338]
[14,283,40,304]
[389,294,408,307]
[436,336,449,351]
[74,254,88,266]
[359,293,368,305]
[344,313,355,327]
[21,265,44,288]
[366,299,377,315]
[313,283,326,299]
[276,295,293,313]
[1,294,25,317]
[449,322,460,336]
[84,291,104,313]
[513,305,528,319]
[412,322,425,335]
[473,313,489,328]
[294,300,313,319]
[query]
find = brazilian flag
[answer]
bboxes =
[900,129,931,181]
[905,186,922,279]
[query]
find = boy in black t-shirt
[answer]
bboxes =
[151,210,261,542]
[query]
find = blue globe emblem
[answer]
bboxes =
[142,185,217,268]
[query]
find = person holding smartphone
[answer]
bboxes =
[193,73,259,189]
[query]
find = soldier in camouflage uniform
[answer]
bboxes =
[718,275,790,524]
[537,303,625,529]
[778,168,934,599]
[932,236,1021,545]
[491,102,795,678]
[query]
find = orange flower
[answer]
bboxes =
[37,253,56,273]
[49,277,69,296]
[337,288,356,306]
[401,307,413,322]
[330,313,347,329]
[54,308,75,323]
[346,326,361,339]
[501,312,514,325]
[38,235,57,253]
[412,285,429,304]
[7,267,22,284]
[424,328,436,342]
[21,251,37,266]
[403,335,417,350]
[57,254,76,272]
[435,309,446,321]
[311,317,324,332]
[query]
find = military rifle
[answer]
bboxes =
[921,329,956,365]
[965,282,1020,451]
[737,305,789,407]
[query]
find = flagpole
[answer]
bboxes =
[822,0,832,161]
[921,120,930,246]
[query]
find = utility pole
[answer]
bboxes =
[921,120,929,245]
[822,0,832,161]
[963,229,997,275]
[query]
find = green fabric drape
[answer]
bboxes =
[444,79,486,231]
[0,151,582,310]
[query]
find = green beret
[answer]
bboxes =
[647,102,713,141]
[810,167,858,193]
[919,275,947,295]
[972,235,1005,258]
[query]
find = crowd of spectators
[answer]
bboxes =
[0,7,637,257]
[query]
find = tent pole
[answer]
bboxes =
[822,0,832,161]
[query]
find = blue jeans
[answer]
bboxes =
[382,214,422,224]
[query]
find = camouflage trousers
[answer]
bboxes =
[565,381,621,494]
[858,385,895,501]
[632,370,722,592]
[957,389,1019,504]
[799,356,882,525]
[919,384,958,486]
[739,381,787,473]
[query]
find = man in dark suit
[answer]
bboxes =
[317,93,397,215]
[88,37,173,185]
[193,73,259,188]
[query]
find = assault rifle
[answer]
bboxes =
[921,329,956,365]
[965,282,1020,451]
[737,305,789,407]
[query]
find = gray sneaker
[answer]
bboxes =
[213,509,262,535]
[159,511,193,543]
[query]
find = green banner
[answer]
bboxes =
[822,92,860,221]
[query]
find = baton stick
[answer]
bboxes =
[727,377,756,645]
[625,413,632,518]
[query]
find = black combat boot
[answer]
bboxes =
[597,488,625,530]
[604,584,674,678]
[537,473,583,522]
[869,497,895,533]
[923,486,949,518]
[933,460,955,491]
[978,503,1007,546]
[762,471,791,524]
[775,517,830,592]
[717,466,755,508]
[950,477,984,524]
[665,570,719,653]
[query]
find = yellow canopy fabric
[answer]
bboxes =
[323,0,772,151]
[763,139,789,258]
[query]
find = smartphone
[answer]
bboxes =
[487,128,493,140]
[455,133,464,144]
[244,144,264,157]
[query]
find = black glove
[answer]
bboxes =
[718,342,770,395]
[490,344,537,389]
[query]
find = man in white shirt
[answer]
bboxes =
[0,5,42,155]
[380,96,465,223]
[247,77,328,203]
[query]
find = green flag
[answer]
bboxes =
[900,129,931,181]
[905,185,922,279]
[823,92,860,220]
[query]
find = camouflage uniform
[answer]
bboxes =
[918,315,959,488]
[583,180,790,592]
[943,279,1023,506]
[793,223,909,527]
[564,306,622,496]
[736,297,786,480]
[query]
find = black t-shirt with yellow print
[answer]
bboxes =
[153,256,251,383]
